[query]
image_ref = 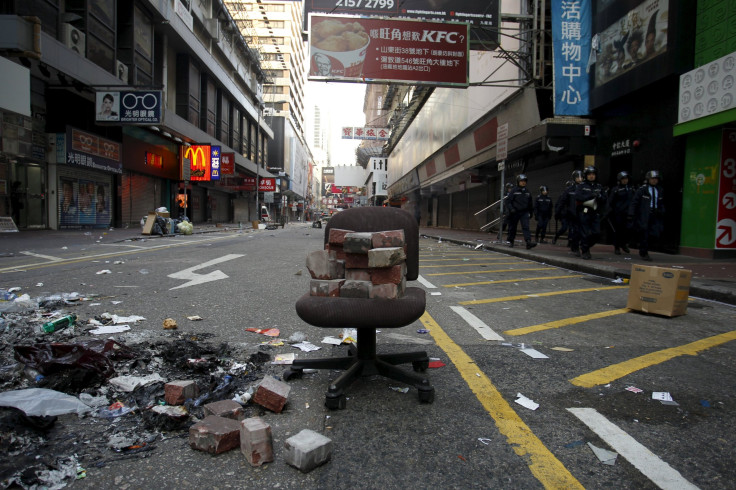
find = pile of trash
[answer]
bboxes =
[0,287,278,489]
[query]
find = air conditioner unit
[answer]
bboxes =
[116,61,129,84]
[62,23,85,56]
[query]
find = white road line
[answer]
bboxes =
[20,251,63,262]
[449,306,505,341]
[416,274,437,289]
[567,408,699,490]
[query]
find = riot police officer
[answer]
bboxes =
[607,171,634,254]
[534,185,553,243]
[574,166,607,259]
[629,170,664,261]
[505,174,537,249]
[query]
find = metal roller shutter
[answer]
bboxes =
[437,194,451,227]
[526,163,576,238]
[57,167,114,229]
[209,189,230,222]
[121,171,162,227]
[190,186,207,223]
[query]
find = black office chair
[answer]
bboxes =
[283,207,433,409]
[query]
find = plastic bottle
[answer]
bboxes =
[42,314,77,333]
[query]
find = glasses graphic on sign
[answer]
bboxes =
[122,92,158,110]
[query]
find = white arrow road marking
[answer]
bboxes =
[450,306,505,341]
[567,408,699,490]
[417,274,437,289]
[168,254,244,290]
[20,251,63,262]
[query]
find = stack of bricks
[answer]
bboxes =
[306,229,407,300]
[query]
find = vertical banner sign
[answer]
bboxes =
[221,152,235,175]
[210,146,221,181]
[184,145,211,181]
[716,129,736,249]
[551,1,591,116]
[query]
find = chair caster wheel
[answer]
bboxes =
[325,393,347,410]
[418,386,435,404]
[412,359,429,372]
[282,368,303,381]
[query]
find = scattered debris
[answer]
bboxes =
[587,442,618,465]
[514,393,539,410]
[245,328,280,337]
[625,386,644,393]
[163,318,178,329]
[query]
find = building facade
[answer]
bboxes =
[0,0,274,231]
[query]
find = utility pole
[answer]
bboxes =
[255,98,263,221]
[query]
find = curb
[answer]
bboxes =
[420,234,736,306]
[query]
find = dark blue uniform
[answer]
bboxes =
[505,185,534,247]
[607,182,634,253]
[534,193,553,243]
[574,180,607,258]
[629,183,664,260]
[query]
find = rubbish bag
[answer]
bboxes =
[0,388,92,416]
[14,339,135,379]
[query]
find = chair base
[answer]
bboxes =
[283,329,434,409]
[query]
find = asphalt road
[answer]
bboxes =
[1,224,734,488]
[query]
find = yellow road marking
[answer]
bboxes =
[570,330,736,388]
[459,286,628,305]
[421,312,583,488]
[427,267,556,277]
[505,308,630,336]
[444,274,583,288]
[422,261,527,268]
[419,257,516,262]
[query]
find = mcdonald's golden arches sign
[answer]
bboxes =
[182,144,211,181]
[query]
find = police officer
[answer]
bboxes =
[552,179,574,245]
[505,174,537,249]
[629,170,664,261]
[607,171,634,254]
[534,185,553,243]
[500,182,515,237]
[574,166,607,259]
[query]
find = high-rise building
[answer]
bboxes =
[227,0,311,217]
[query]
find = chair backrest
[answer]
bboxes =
[324,207,419,280]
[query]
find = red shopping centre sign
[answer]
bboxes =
[308,15,468,87]
[716,129,736,248]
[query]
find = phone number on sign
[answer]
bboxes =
[335,0,395,9]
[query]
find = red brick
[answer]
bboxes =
[326,243,347,261]
[164,380,199,405]
[340,280,372,298]
[370,283,399,299]
[368,247,406,268]
[310,279,344,297]
[240,417,274,466]
[343,233,374,253]
[345,269,371,281]
[189,415,241,454]
[344,253,370,269]
[328,228,354,245]
[370,264,405,285]
[203,400,245,421]
[372,230,406,249]
[253,375,291,413]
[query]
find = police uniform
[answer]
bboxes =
[574,166,607,259]
[505,174,537,249]
[534,186,553,243]
[607,171,634,254]
[629,170,664,261]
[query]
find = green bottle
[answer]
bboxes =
[42,314,77,333]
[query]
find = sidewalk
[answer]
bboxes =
[418,226,736,306]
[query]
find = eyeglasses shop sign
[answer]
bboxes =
[95,90,162,124]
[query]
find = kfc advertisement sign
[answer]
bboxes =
[309,15,468,86]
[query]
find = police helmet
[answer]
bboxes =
[617,171,629,182]
[584,165,597,176]
[516,174,528,183]
[565,180,574,187]
[539,185,548,193]
[571,170,583,181]
[645,170,661,180]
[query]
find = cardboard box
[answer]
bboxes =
[156,211,170,218]
[142,212,156,235]
[626,265,691,317]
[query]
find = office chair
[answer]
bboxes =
[283,207,433,409]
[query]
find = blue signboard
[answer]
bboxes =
[551,1,592,116]
[211,146,221,181]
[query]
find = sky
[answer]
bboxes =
[305,81,367,166]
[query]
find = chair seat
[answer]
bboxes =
[295,287,426,329]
